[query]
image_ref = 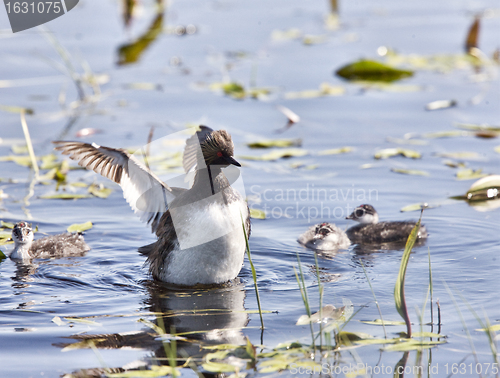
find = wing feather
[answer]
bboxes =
[53,141,176,232]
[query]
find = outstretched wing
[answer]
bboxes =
[53,141,177,232]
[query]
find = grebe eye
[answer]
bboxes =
[217,151,223,157]
[355,209,365,217]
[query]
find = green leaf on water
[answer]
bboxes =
[360,319,406,326]
[63,317,101,326]
[284,82,345,99]
[354,338,402,345]
[0,155,35,167]
[434,151,481,160]
[37,168,67,183]
[336,60,414,82]
[0,104,34,114]
[239,148,308,161]
[391,168,429,176]
[249,208,266,220]
[0,232,12,246]
[318,146,353,155]
[223,82,245,100]
[1,221,15,229]
[374,148,421,159]
[400,203,436,212]
[11,144,29,154]
[456,168,487,180]
[475,324,500,332]
[67,221,93,233]
[0,249,6,259]
[88,183,113,198]
[40,193,92,200]
[423,130,469,139]
[455,123,500,132]
[382,339,446,352]
[302,34,328,45]
[247,139,301,149]
[412,331,446,338]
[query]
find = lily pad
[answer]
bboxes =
[336,60,414,82]
[88,183,113,198]
[400,203,436,212]
[374,148,421,159]
[67,221,93,233]
[456,168,487,180]
[284,83,345,99]
[11,144,29,154]
[318,146,353,155]
[423,130,469,139]
[360,319,406,326]
[247,139,301,149]
[434,151,481,160]
[249,208,266,220]
[382,339,446,352]
[455,123,500,132]
[391,168,429,176]
[0,155,35,167]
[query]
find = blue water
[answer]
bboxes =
[1,0,499,377]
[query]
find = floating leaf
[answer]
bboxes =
[360,319,406,326]
[124,82,162,91]
[476,324,500,332]
[0,104,34,114]
[40,193,91,200]
[271,28,302,41]
[302,34,328,45]
[0,155,35,167]
[425,100,457,111]
[0,233,12,246]
[434,151,481,160]
[318,146,353,155]
[443,160,466,168]
[400,203,436,212]
[67,221,93,233]
[1,221,14,229]
[239,148,308,161]
[456,168,487,180]
[11,144,28,154]
[247,139,301,149]
[222,82,245,100]
[337,331,373,342]
[412,331,446,338]
[455,123,500,132]
[382,339,446,352]
[374,148,421,159]
[284,83,345,99]
[423,130,469,139]
[249,208,266,220]
[336,60,413,82]
[391,168,429,176]
[37,168,66,183]
[63,317,101,326]
[88,183,113,198]
[386,137,428,145]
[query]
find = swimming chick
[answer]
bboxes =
[346,204,427,244]
[54,126,250,286]
[298,222,350,251]
[10,222,90,260]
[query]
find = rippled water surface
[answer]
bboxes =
[1,0,499,377]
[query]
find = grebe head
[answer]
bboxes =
[346,204,379,224]
[12,222,34,245]
[313,223,335,239]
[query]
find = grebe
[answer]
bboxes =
[54,126,250,286]
[346,204,427,244]
[298,222,350,250]
[10,222,90,260]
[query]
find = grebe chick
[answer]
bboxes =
[346,204,427,245]
[10,222,90,261]
[298,223,350,251]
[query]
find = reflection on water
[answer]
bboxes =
[58,281,248,376]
